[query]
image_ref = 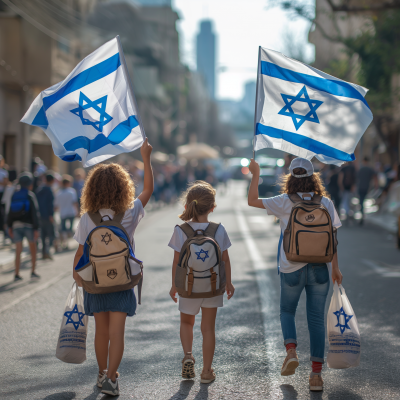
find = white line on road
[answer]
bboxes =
[0,271,70,314]
[362,259,400,278]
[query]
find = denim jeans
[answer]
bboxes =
[280,263,330,362]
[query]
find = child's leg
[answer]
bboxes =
[14,241,23,276]
[200,307,218,373]
[93,312,110,373]
[180,312,195,354]
[107,311,127,381]
[28,241,37,273]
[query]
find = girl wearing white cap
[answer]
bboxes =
[248,157,343,392]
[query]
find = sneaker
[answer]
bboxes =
[43,254,53,260]
[97,370,107,388]
[14,274,23,281]
[31,272,40,279]
[101,378,119,396]
[182,352,195,379]
[200,369,216,384]
[309,374,324,391]
[281,348,299,376]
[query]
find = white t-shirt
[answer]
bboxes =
[262,192,341,273]
[168,221,232,253]
[55,187,78,219]
[74,198,145,254]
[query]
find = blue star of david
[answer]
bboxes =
[333,307,353,334]
[195,249,209,262]
[278,86,323,131]
[70,92,113,132]
[64,304,85,331]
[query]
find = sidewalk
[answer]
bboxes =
[365,212,398,235]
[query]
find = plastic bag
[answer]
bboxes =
[327,283,361,369]
[56,282,88,364]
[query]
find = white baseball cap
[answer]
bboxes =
[289,157,314,178]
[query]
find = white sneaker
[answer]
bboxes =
[97,370,107,388]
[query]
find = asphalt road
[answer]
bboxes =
[1,181,399,400]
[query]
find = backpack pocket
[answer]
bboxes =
[186,265,220,294]
[92,249,131,287]
[296,230,330,257]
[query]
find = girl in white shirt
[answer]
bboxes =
[169,181,235,384]
[73,139,153,397]
[248,157,343,392]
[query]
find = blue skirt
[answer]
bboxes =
[84,289,137,317]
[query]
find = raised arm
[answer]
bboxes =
[137,138,154,208]
[248,159,264,209]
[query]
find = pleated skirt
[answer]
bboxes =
[83,289,137,317]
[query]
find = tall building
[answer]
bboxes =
[196,20,216,99]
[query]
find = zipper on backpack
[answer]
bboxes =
[91,248,127,258]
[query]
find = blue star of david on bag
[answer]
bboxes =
[278,85,323,131]
[70,92,113,132]
[64,304,85,331]
[333,306,353,334]
[195,249,209,262]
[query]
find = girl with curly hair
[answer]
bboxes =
[248,157,343,393]
[72,139,153,396]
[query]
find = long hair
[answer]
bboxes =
[179,181,216,221]
[279,167,329,197]
[80,163,135,215]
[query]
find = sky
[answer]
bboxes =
[173,0,314,101]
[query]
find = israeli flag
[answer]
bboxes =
[254,47,373,165]
[21,36,145,167]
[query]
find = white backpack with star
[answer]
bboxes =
[327,283,361,369]
[56,282,88,364]
[174,222,226,298]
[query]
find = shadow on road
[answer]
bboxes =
[168,380,195,399]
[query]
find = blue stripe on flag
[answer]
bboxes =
[62,115,139,158]
[42,53,121,111]
[256,123,355,162]
[261,61,370,109]
[31,106,49,128]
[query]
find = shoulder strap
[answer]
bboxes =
[312,195,322,204]
[112,212,125,224]
[88,211,102,226]
[204,222,220,238]
[177,223,196,239]
[288,193,303,204]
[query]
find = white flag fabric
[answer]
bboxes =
[254,47,373,165]
[21,37,145,167]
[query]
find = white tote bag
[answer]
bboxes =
[327,283,361,369]
[56,282,88,364]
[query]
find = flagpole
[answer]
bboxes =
[252,46,261,160]
[116,35,147,140]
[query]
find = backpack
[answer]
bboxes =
[175,222,226,298]
[283,194,337,263]
[9,189,30,221]
[74,212,143,301]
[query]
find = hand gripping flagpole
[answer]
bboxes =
[252,46,261,160]
[116,35,147,141]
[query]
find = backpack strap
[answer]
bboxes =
[88,211,125,226]
[204,222,220,238]
[177,223,196,239]
[88,211,102,226]
[288,193,322,204]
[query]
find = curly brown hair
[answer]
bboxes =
[179,181,216,221]
[80,163,135,215]
[279,167,329,197]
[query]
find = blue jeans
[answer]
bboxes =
[280,263,330,363]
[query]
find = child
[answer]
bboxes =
[169,181,235,383]
[73,139,153,397]
[7,172,40,280]
[248,157,343,392]
[55,175,78,248]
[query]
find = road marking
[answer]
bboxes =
[235,207,279,375]
[362,259,400,278]
[0,271,70,314]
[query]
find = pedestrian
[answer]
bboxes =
[248,157,343,392]
[0,155,9,236]
[7,172,40,280]
[73,168,86,211]
[357,157,377,224]
[326,165,341,210]
[36,172,56,260]
[168,181,235,384]
[72,139,153,397]
[339,162,357,220]
[55,175,78,249]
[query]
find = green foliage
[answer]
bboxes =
[345,11,400,111]
[324,59,351,81]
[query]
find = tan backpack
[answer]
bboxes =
[75,212,143,301]
[283,194,337,263]
[175,222,226,298]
